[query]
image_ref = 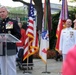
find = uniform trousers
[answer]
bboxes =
[16,47,23,58]
[63,54,66,61]
[0,55,16,75]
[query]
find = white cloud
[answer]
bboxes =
[0,0,24,7]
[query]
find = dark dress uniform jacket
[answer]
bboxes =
[0,17,21,56]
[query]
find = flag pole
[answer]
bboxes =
[23,57,32,74]
[23,0,33,73]
[23,51,28,73]
[42,54,50,74]
[42,63,50,74]
[23,39,32,74]
[39,0,51,73]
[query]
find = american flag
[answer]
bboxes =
[23,0,39,61]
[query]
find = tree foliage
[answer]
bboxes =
[8,6,28,14]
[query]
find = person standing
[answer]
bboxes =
[0,6,21,75]
[16,22,26,57]
[59,19,76,60]
[16,22,26,63]
[62,19,76,75]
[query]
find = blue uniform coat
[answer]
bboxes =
[0,17,21,56]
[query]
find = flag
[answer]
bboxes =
[29,21,39,55]
[23,0,39,60]
[47,0,52,31]
[39,30,49,63]
[39,0,51,64]
[55,0,68,51]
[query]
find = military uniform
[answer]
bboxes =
[0,17,21,75]
[59,27,76,60]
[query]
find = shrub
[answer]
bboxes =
[33,50,56,59]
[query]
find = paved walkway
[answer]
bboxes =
[17,59,62,75]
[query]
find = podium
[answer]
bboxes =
[0,33,21,75]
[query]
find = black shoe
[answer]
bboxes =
[55,58,58,61]
[30,67,33,70]
[56,59,58,61]
[28,67,33,70]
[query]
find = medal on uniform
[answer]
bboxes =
[70,31,73,38]
[6,21,13,29]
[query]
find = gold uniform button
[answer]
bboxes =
[3,22,5,23]
[2,30,4,32]
[2,26,4,29]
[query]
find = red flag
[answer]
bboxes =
[23,0,39,61]
[55,0,68,51]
